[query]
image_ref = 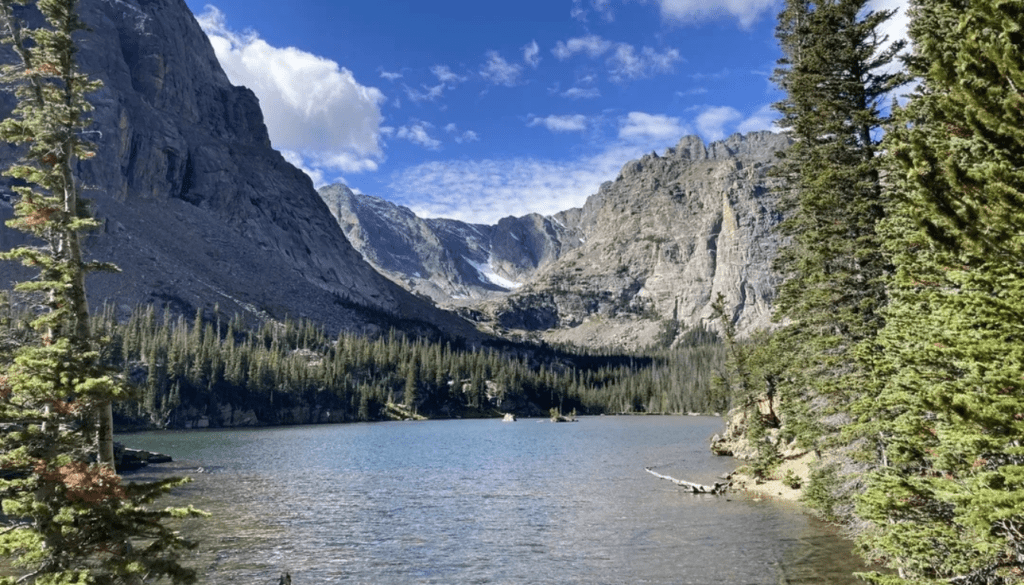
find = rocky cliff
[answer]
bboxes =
[491,132,789,348]
[327,132,789,349]
[0,0,479,340]
[320,184,583,304]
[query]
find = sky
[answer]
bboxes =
[182,0,908,225]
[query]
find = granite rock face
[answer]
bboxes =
[491,132,790,348]
[0,0,478,340]
[328,132,789,349]
[320,184,582,304]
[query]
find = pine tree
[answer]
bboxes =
[855,1,1024,582]
[0,1,204,581]
[769,0,905,450]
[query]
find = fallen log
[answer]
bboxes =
[645,467,729,495]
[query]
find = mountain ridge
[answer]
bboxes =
[323,131,790,349]
[0,0,481,341]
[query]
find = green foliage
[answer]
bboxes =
[86,306,728,426]
[801,463,842,522]
[769,0,904,454]
[781,469,802,490]
[0,1,203,582]
[853,1,1024,582]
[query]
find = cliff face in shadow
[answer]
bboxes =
[0,0,480,341]
[320,184,582,304]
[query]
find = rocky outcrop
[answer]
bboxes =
[324,132,788,349]
[320,184,582,304]
[487,132,789,348]
[0,0,480,341]
[114,443,172,472]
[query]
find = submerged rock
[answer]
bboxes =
[114,442,173,472]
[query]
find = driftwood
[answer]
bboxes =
[645,467,729,495]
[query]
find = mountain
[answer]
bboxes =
[324,132,790,349]
[319,184,583,304]
[0,0,480,341]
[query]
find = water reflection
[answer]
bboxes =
[122,417,866,584]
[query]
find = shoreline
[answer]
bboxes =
[726,450,815,503]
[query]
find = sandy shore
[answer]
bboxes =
[728,451,815,502]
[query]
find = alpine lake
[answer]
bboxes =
[120,415,868,584]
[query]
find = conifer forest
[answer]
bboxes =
[0,0,1022,583]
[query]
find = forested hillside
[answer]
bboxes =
[0,301,728,428]
[721,0,1024,583]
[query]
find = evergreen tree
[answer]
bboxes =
[769,0,905,451]
[0,0,203,581]
[855,1,1024,582]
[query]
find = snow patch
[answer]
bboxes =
[466,257,522,290]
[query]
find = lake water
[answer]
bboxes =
[121,416,867,584]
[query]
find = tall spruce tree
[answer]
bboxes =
[0,0,203,582]
[768,0,905,456]
[855,1,1024,582]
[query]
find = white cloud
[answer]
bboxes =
[396,123,442,150]
[654,0,777,28]
[867,0,910,51]
[695,106,743,141]
[431,65,467,85]
[562,87,602,99]
[386,111,709,223]
[528,114,590,133]
[523,40,541,68]
[444,123,480,144]
[457,130,480,144]
[380,70,402,81]
[571,0,615,22]
[404,83,445,103]
[676,87,708,96]
[480,51,524,87]
[736,104,779,134]
[619,112,690,143]
[388,144,651,224]
[608,45,682,82]
[553,35,614,60]
[196,6,385,179]
[280,150,326,187]
[865,0,913,97]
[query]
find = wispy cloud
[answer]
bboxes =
[444,123,480,144]
[196,6,385,177]
[480,51,524,87]
[431,65,468,85]
[389,111,702,224]
[561,87,602,99]
[695,106,743,141]
[404,83,445,103]
[571,0,616,22]
[619,112,690,142]
[528,114,591,133]
[735,104,778,134]
[390,122,442,150]
[523,40,541,68]
[553,36,681,83]
[553,35,614,60]
[652,0,777,28]
[690,104,779,141]
[608,45,682,82]
[380,70,403,81]
[388,146,645,224]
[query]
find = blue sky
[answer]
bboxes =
[183,0,906,224]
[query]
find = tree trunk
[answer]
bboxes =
[97,402,115,467]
